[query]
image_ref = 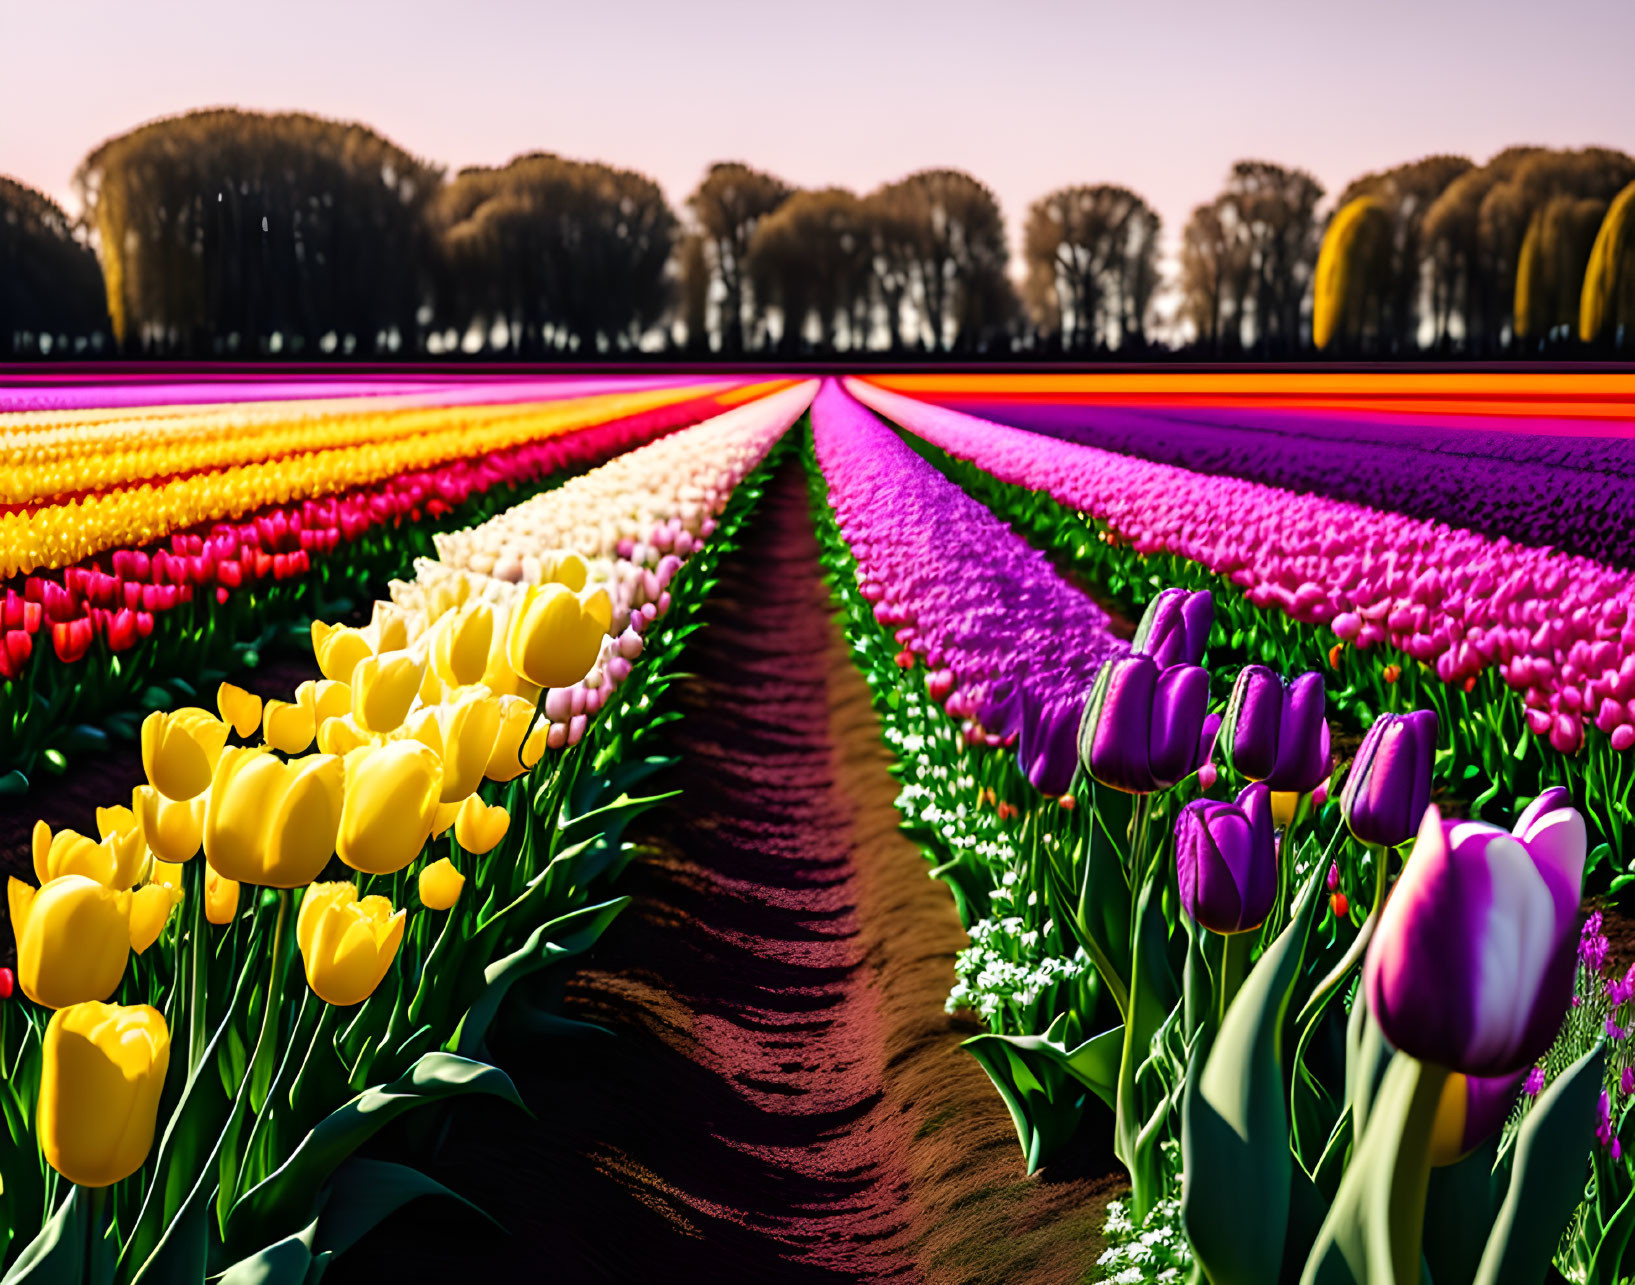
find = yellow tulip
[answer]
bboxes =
[263,698,317,755]
[369,603,415,655]
[430,600,496,689]
[404,693,502,803]
[351,650,426,734]
[485,695,547,782]
[141,707,229,801]
[336,742,443,875]
[504,583,612,689]
[205,867,239,924]
[32,818,145,891]
[418,858,465,910]
[135,786,205,864]
[129,884,180,954]
[430,799,461,837]
[299,678,353,725]
[39,1002,170,1187]
[148,860,185,894]
[311,620,372,683]
[316,713,375,757]
[217,682,263,739]
[454,795,510,856]
[1271,791,1302,829]
[548,551,589,593]
[203,747,346,888]
[295,883,406,1006]
[9,875,131,1009]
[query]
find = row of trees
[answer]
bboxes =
[1309,148,1635,353]
[3,107,1632,357]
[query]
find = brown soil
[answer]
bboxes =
[332,463,1122,1282]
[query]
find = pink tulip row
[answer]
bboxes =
[846,378,1635,756]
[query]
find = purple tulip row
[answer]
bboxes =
[810,380,1127,793]
[847,379,1635,757]
[919,398,1635,569]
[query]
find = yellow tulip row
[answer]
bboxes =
[0,383,729,505]
[0,383,709,579]
[10,543,617,1187]
[10,386,816,1200]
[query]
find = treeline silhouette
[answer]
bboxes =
[3,107,1633,359]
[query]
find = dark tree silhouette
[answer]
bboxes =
[1023,184,1160,350]
[0,177,108,355]
[75,108,441,355]
[685,162,792,353]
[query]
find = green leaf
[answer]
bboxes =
[224,1052,523,1256]
[455,898,629,1061]
[0,1188,85,1285]
[1299,1053,1456,1285]
[315,1157,497,1257]
[1182,860,1324,1285]
[1474,1041,1605,1285]
[962,1016,1122,1172]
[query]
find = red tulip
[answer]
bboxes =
[51,618,93,663]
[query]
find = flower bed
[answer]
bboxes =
[0,393,804,1283]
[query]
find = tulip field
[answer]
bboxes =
[3,370,1635,1283]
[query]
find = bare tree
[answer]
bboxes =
[1023,184,1159,350]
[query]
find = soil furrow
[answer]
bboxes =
[340,460,1119,1282]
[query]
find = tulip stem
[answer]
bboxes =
[187,859,208,1075]
[1219,931,1252,1026]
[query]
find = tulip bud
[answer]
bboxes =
[9,875,131,1008]
[1077,654,1210,794]
[216,682,263,739]
[316,712,375,757]
[336,742,443,875]
[351,650,426,735]
[454,795,510,855]
[1174,783,1277,935]
[418,857,466,910]
[402,693,502,803]
[296,883,406,1006]
[430,601,496,689]
[32,818,145,891]
[141,708,229,802]
[1219,667,1329,794]
[129,883,180,954]
[311,620,372,683]
[204,748,346,888]
[1340,710,1438,849]
[263,698,317,755]
[505,583,612,689]
[485,695,545,782]
[298,678,353,726]
[39,1002,169,1187]
[1131,588,1214,669]
[1017,689,1087,796]
[205,866,239,924]
[430,798,461,837]
[1364,792,1585,1076]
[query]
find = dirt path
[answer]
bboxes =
[339,462,1120,1283]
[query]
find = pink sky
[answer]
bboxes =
[5,0,1633,266]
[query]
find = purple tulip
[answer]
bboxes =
[1132,588,1214,669]
[1018,689,1088,796]
[1219,666,1329,794]
[1175,782,1277,934]
[1428,1069,1529,1166]
[1364,789,1586,1076]
[1340,710,1439,848]
[1077,654,1210,793]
